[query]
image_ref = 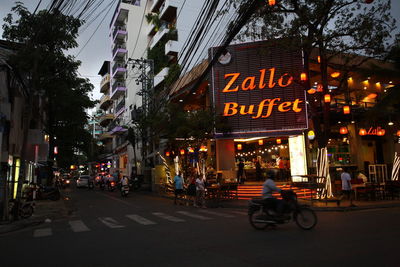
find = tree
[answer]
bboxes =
[221,0,396,197]
[2,3,96,170]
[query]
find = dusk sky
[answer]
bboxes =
[0,0,399,102]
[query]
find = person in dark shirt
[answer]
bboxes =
[237,159,245,184]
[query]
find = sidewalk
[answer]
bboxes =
[0,197,71,235]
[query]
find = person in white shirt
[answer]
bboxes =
[261,170,285,218]
[341,168,352,200]
[195,175,206,208]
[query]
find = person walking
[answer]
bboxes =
[237,159,245,184]
[186,174,197,206]
[195,175,206,208]
[174,172,184,205]
[340,168,355,206]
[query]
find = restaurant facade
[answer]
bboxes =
[165,39,399,186]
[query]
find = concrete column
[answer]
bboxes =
[215,139,235,171]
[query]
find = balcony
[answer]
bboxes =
[113,7,129,25]
[149,0,164,12]
[149,27,171,49]
[112,45,127,60]
[154,67,169,87]
[112,62,127,78]
[112,26,127,42]
[115,98,126,117]
[159,0,178,22]
[111,80,127,99]
[99,95,112,110]
[100,73,110,94]
[108,120,127,135]
[99,113,115,127]
[165,40,179,57]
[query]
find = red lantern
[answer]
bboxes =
[317,84,323,92]
[339,127,348,135]
[359,128,367,136]
[377,129,386,136]
[165,151,170,157]
[396,130,400,137]
[307,88,316,94]
[199,145,207,152]
[180,149,185,155]
[258,139,263,145]
[237,144,242,150]
[324,94,331,103]
[268,0,276,5]
[276,138,282,144]
[317,56,321,63]
[300,72,307,81]
[188,147,194,153]
[343,105,350,114]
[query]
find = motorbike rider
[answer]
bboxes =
[261,170,287,220]
[121,176,129,194]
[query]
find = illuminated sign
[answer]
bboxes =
[210,41,308,138]
[359,127,386,136]
[289,135,307,182]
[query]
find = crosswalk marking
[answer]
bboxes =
[69,220,90,232]
[176,211,212,220]
[199,210,235,218]
[152,212,185,222]
[33,228,52,238]
[126,214,156,225]
[98,217,125,228]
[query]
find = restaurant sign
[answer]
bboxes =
[210,41,308,138]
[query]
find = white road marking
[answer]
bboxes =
[33,228,52,237]
[176,211,212,220]
[152,212,185,222]
[199,210,236,218]
[126,214,156,225]
[98,217,125,228]
[69,220,90,232]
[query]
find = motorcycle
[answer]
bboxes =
[121,184,129,197]
[9,199,35,220]
[108,181,116,192]
[36,185,61,201]
[130,175,143,191]
[248,190,317,230]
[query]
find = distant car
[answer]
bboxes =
[76,175,93,188]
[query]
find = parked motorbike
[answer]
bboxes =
[36,185,61,201]
[9,199,35,220]
[130,175,143,191]
[248,190,317,230]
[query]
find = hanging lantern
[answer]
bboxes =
[268,0,276,5]
[339,127,348,135]
[317,56,321,63]
[180,149,185,155]
[258,139,264,145]
[396,130,400,137]
[343,105,350,114]
[377,129,386,136]
[188,147,194,153]
[324,94,331,103]
[165,151,170,157]
[359,128,367,136]
[331,72,341,78]
[300,72,307,81]
[276,138,282,144]
[307,88,316,94]
[316,83,323,92]
[237,144,242,150]
[199,145,207,152]
[54,146,58,155]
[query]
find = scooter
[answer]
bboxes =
[108,181,116,192]
[121,184,129,197]
[9,199,35,220]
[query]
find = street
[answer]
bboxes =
[1,184,400,267]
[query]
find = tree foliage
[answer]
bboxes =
[2,3,96,168]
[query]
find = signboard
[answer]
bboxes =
[210,41,308,138]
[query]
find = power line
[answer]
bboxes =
[75,0,118,58]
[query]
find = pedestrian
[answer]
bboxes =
[237,159,245,184]
[340,168,355,206]
[186,174,197,206]
[195,175,206,208]
[173,172,184,205]
[255,159,262,181]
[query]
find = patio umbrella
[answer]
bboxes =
[391,152,400,181]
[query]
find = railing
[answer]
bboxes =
[115,99,125,114]
[112,61,126,75]
[112,80,126,93]
[112,26,127,39]
[112,45,127,58]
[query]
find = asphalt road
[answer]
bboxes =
[1,183,400,267]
